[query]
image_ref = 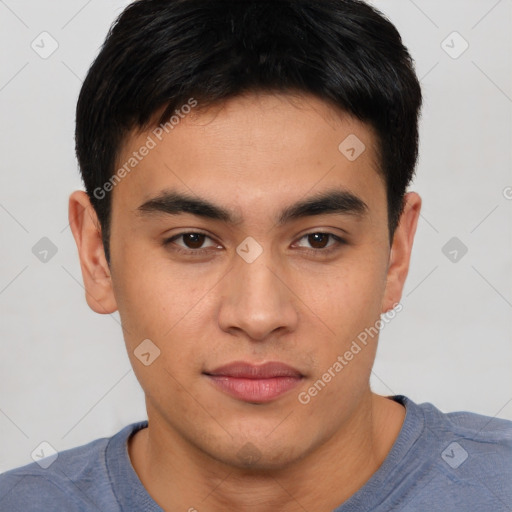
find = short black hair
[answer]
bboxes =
[75,0,422,265]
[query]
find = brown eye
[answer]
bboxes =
[163,232,219,255]
[181,233,206,249]
[306,233,331,249]
[295,232,345,253]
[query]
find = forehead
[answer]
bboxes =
[112,92,386,227]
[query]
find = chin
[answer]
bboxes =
[208,433,312,473]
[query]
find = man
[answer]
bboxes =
[1,0,510,510]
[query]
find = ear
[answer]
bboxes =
[68,190,118,314]
[381,192,422,314]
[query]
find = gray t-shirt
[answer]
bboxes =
[1,395,511,511]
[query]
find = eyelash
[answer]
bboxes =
[162,231,347,257]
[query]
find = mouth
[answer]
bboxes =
[203,361,304,403]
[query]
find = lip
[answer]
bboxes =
[205,361,303,379]
[204,361,304,403]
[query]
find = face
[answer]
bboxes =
[72,92,419,470]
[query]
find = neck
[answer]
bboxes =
[128,391,405,512]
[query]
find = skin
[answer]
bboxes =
[69,92,421,512]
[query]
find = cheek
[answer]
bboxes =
[113,251,205,332]
[112,256,220,384]
[296,268,383,410]
[292,255,387,400]
[299,255,386,335]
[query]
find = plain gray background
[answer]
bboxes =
[0,0,511,472]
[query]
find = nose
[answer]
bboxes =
[217,249,299,342]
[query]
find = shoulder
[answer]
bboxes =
[0,470,88,512]
[415,397,512,452]
[0,436,110,512]
[401,396,512,510]
[0,422,144,512]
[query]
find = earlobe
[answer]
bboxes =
[68,190,118,314]
[381,192,422,314]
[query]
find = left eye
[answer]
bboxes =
[295,232,343,251]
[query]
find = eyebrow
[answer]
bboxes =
[136,187,369,226]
